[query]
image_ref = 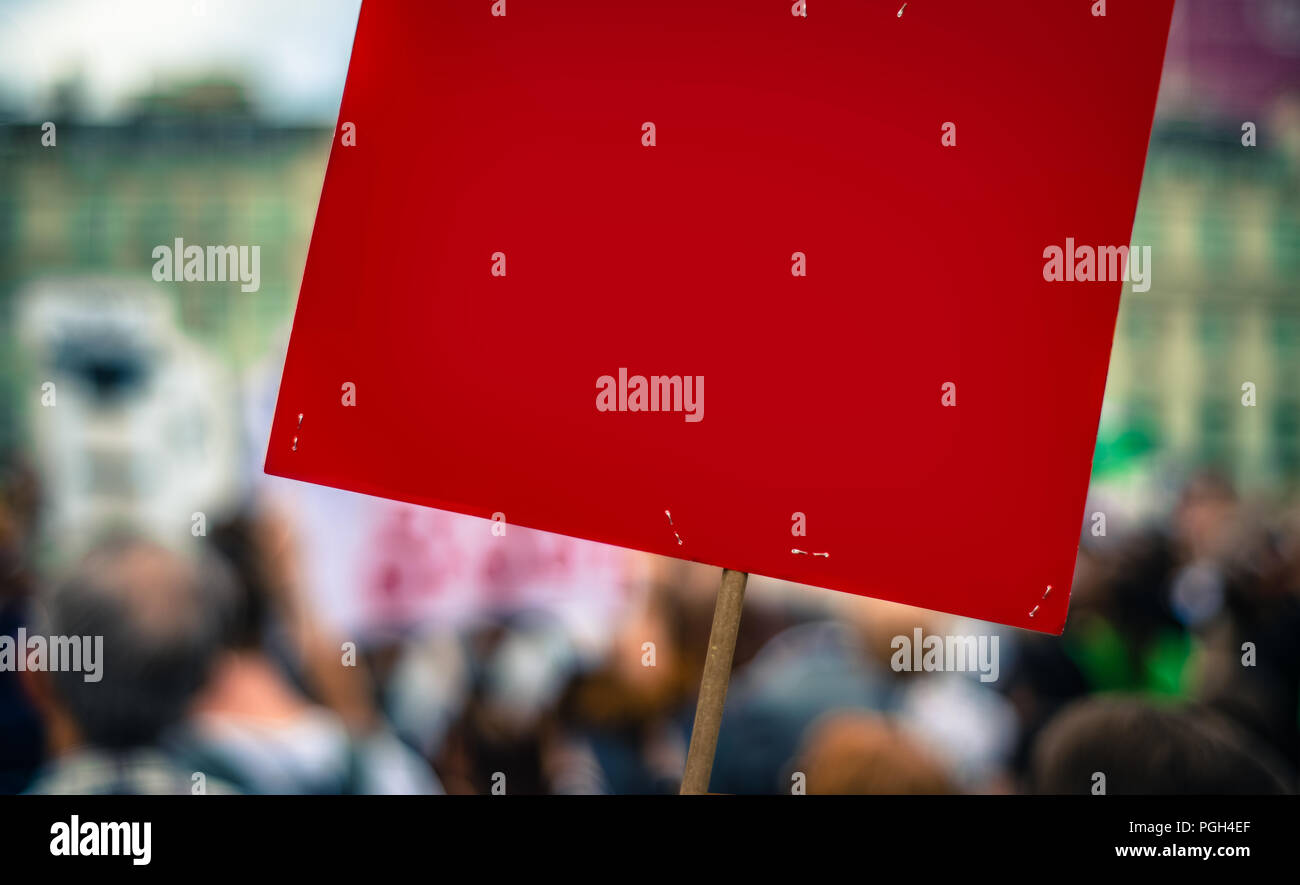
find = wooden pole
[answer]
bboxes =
[679,568,748,794]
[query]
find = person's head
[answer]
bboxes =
[1031,696,1293,794]
[792,712,955,794]
[208,512,275,650]
[1175,470,1238,561]
[34,535,233,751]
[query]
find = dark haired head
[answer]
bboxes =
[45,536,234,749]
[1032,696,1293,794]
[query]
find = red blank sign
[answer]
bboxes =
[267,0,1175,634]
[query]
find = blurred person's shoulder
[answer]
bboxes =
[25,748,241,795]
[175,707,441,795]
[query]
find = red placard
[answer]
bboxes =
[267,0,1174,634]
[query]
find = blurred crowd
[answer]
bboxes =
[1,451,1296,795]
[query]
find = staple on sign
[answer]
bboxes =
[791,548,829,558]
[292,436,299,452]
[664,509,683,545]
[897,2,907,17]
[1028,585,1052,617]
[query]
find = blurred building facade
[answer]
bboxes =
[0,79,329,458]
[1101,0,1300,491]
[1104,121,1300,488]
[0,4,1298,494]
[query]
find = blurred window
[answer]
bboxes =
[1198,397,1235,465]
